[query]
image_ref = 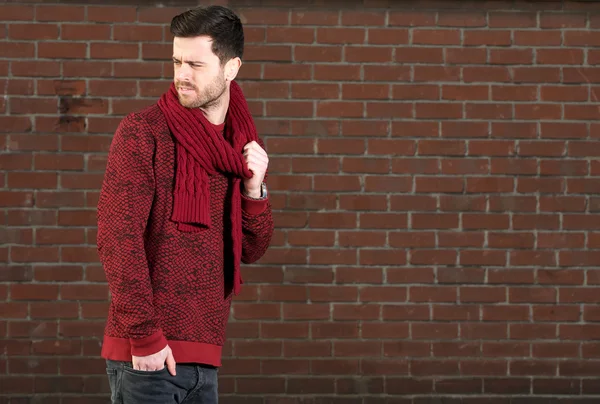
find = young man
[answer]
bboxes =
[97,6,273,403]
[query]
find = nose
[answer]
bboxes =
[175,63,192,81]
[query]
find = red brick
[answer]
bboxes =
[295,45,341,62]
[63,61,112,78]
[0,42,35,58]
[291,10,338,25]
[87,6,136,22]
[345,46,392,63]
[237,8,289,25]
[464,30,512,46]
[9,23,58,40]
[8,172,57,189]
[335,341,382,357]
[446,48,487,64]
[11,284,59,300]
[332,304,380,321]
[342,11,385,26]
[415,102,462,119]
[396,47,443,64]
[137,6,186,23]
[113,25,163,41]
[291,83,337,99]
[30,302,79,320]
[1,5,34,20]
[316,102,363,118]
[37,80,86,96]
[244,45,292,62]
[343,84,389,100]
[317,28,365,44]
[34,154,84,171]
[90,43,139,59]
[265,63,311,80]
[36,5,85,22]
[89,79,137,97]
[61,24,111,40]
[489,12,537,28]
[463,66,511,83]
[343,120,389,137]
[412,359,460,375]
[292,157,338,173]
[388,11,436,26]
[265,27,312,44]
[366,102,413,118]
[237,377,285,394]
[267,101,313,117]
[114,61,162,79]
[365,66,411,82]
[414,29,461,45]
[439,11,486,27]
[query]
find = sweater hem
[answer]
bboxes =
[101,335,223,367]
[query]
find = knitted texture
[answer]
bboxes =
[97,104,273,365]
[157,80,259,296]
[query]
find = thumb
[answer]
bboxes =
[165,348,177,376]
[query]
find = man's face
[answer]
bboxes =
[172,36,227,110]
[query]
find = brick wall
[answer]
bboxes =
[2,0,600,402]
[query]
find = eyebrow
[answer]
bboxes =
[172,57,205,65]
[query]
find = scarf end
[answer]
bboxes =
[233,272,244,295]
[172,192,211,229]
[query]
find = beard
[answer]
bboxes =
[176,74,227,110]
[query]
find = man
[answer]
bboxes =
[97,5,273,403]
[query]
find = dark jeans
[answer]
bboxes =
[106,360,218,404]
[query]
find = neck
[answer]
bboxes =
[200,87,230,125]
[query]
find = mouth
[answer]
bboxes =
[178,87,195,94]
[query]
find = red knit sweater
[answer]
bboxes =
[97,104,273,367]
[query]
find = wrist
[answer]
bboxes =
[243,182,267,199]
[243,187,261,199]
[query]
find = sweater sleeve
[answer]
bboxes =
[96,113,167,357]
[240,136,274,264]
[240,195,274,264]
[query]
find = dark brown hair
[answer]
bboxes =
[170,5,244,63]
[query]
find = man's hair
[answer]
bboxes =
[170,5,244,64]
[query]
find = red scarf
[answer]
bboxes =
[157,80,257,295]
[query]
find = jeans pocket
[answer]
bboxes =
[122,362,168,376]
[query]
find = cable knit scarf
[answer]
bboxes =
[157,80,257,295]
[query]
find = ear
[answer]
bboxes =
[224,57,242,82]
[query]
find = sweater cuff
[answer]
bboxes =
[129,329,168,357]
[241,194,268,216]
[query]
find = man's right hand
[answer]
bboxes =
[132,344,176,376]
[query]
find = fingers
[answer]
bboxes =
[243,140,259,151]
[244,154,269,168]
[243,149,267,163]
[133,360,162,371]
[132,357,143,371]
[246,162,259,176]
[166,348,177,376]
[243,141,268,158]
[131,345,174,373]
[243,146,268,166]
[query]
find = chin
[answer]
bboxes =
[177,96,198,108]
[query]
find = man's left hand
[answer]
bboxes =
[242,141,269,198]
